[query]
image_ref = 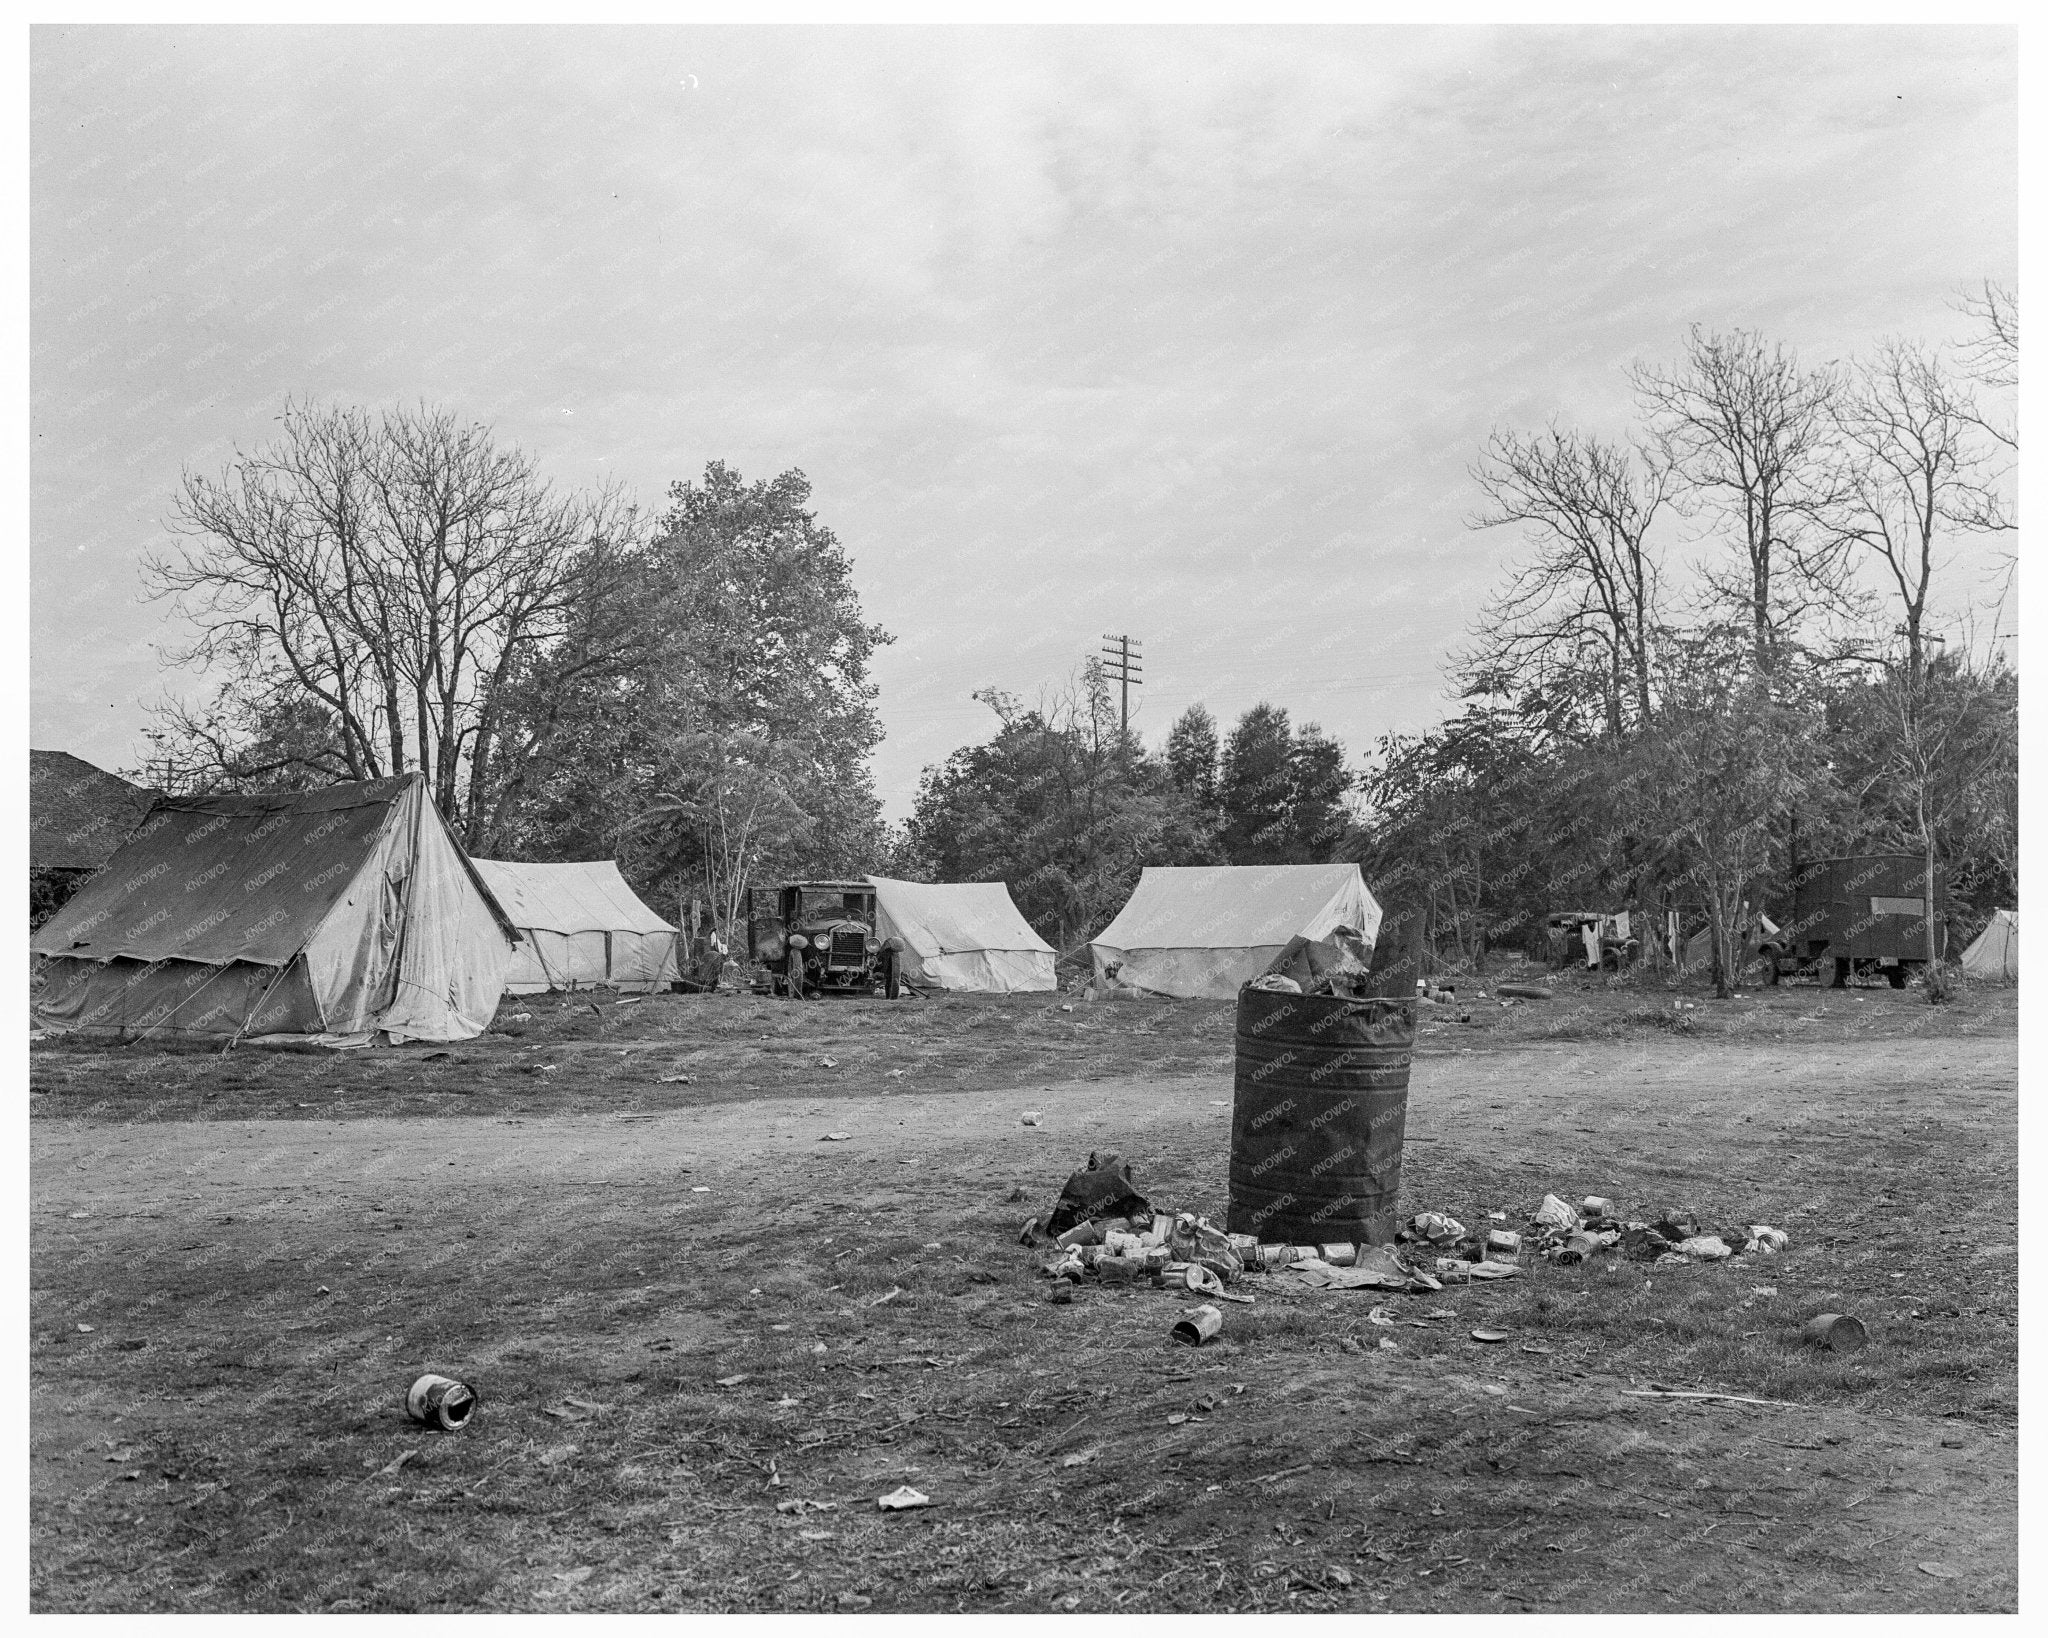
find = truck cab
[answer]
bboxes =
[746,881,899,998]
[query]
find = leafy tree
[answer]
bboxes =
[903,664,1218,951]
[1165,704,1221,810]
[1215,703,1353,864]
[1217,703,1294,862]
[479,462,890,925]
[1348,706,1551,971]
[1618,631,1835,997]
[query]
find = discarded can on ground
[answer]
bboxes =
[1803,1313,1869,1353]
[1056,1221,1105,1251]
[1141,1246,1172,1274]
[405,1373,477,1431]
[1228,990,1413,1248]
[1048,1283,1074,1305]
[1098,1254,1145,1283]
[1319,1243,1358,1267]
[1104,1230,1146,1258]
[1256,1244,1292,1270]
[1485,1229,1521,1259]
[1548,1231,1599,1265]
[1171,1305,1225,1347]
[1582,1196,1614,1218]
[1226,1232,1260,1264]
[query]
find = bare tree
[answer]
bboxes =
[1823,341,2005,697]
[1954,279,2018,409]
[1466,424,1669,738]
[146,401,639,833]
[1630,327,1846,675]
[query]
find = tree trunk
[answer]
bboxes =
[1921,784,1947,1002]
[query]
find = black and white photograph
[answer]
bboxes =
[24,17,2020,1615]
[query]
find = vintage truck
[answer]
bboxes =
[746,880,900,999]
[1761,854,1948,988]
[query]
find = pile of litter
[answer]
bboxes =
[1018,1159,1791,1303]
[1397,1194,1789,1269]
[1018,1152,1454,1300]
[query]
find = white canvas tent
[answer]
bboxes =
[1959,909,2017,981]
[472,859,680,993]
[867,875,1056,993]
[1088,864,1383,1000]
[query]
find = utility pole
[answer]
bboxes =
[1100,633,1142,739]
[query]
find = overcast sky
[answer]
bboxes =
[30,25,2017,817]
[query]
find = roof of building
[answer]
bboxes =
[30,749,161,871]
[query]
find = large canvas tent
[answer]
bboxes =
[1088,864,1383,1000]
[472,859,680,992]
[1959,909,2017,981]
[867,875,1057,993]
[31,774,516,1042]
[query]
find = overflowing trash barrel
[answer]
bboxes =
[1227,987,1414,1248]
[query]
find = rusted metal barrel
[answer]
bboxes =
[1227,988,1414,1248]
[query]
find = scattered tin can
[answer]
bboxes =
[1802,1313,1869,1353]
[1055,1221,1104,1251]
[1319,1243,1358,1267]
[1098,1254,1145,1283]
[405,1373,477,1432]
[1582,1196,1614,1217]
[1548,1231,1599,1265]
[1171,1305,1225,1347]
[1256,1244,1293,1271]
[1485,1229,1521,1259]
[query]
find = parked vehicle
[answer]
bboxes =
[1761,855,1948,988]
[746,881,900,998]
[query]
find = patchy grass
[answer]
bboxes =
[30,986,2016,1612]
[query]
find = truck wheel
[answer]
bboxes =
[1830,958,1850,989]
[1887,966,1909,989]
[883,947,900,1001]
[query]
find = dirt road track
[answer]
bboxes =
[33,1035,2015,1217]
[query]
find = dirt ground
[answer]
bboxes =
[29,974,2019,1612]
